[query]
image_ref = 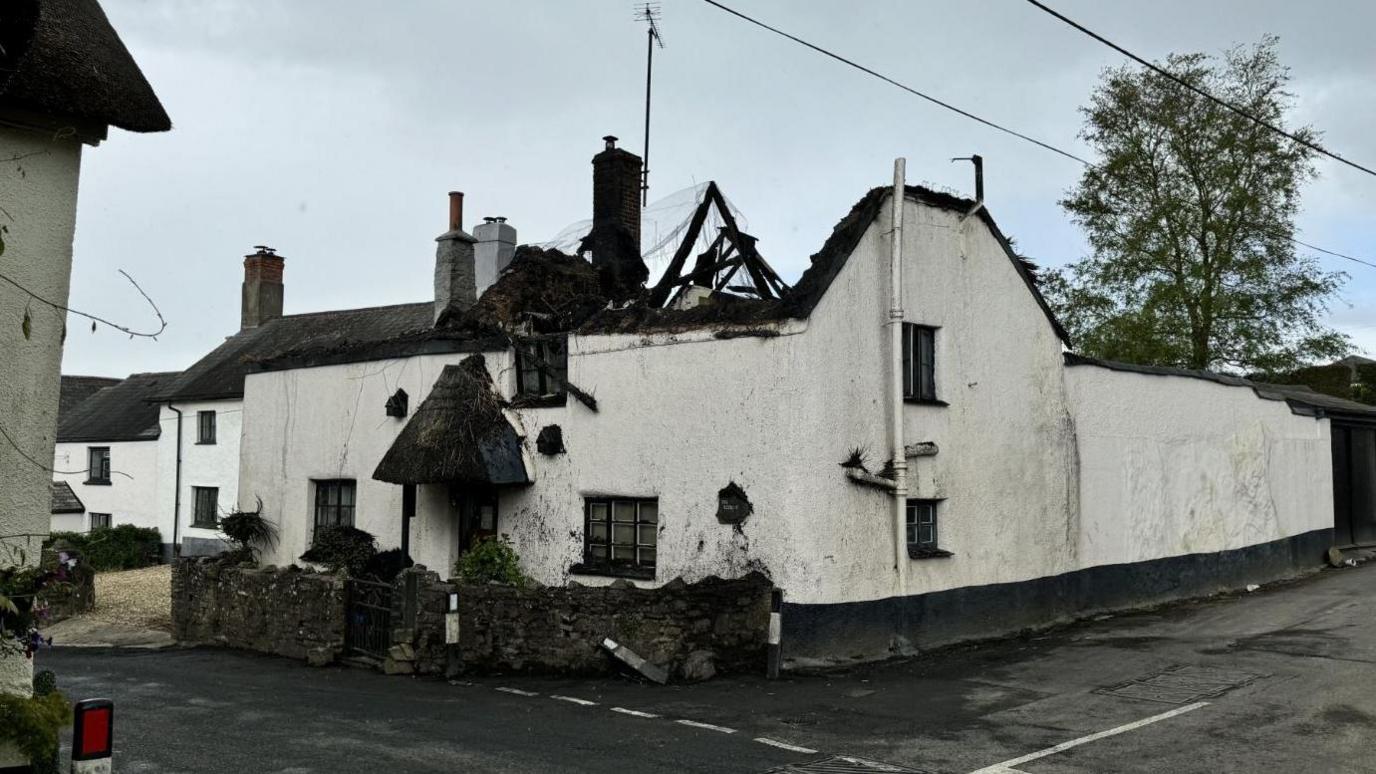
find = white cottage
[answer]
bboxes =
[50,371,177,542]
[236,140,1376,664]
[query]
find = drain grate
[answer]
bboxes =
[1096,664,1265,704]
[765,755,933,773]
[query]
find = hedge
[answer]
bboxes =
[46,525,162,571]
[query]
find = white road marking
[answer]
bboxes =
[551,695,599,706]
[676,719,738,734]
[495,687,539,697]
[611,707,660,718]
[753,737,818,754]
[969,701,1209,773]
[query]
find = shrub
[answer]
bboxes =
[299,526,377,576]
[218,498,278,562]
[362,548,413,583]
[0,691,70,766]
[454,535,528,587]
[44,526,160,571]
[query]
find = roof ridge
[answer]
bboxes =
[274,300,430,321]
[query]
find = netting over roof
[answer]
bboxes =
[536,182,750,288]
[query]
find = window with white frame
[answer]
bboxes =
[906,499,951,559]
[86,447,111,484]
[192,487,219,528]
[89,513,112,530]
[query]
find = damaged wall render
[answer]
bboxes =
[237,185,1342,667]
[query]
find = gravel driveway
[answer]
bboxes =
[88,564,171,631]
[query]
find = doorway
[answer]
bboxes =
[1333,422,1376,546]
[451,485,498,555]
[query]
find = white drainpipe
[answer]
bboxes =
[888,159,908,595]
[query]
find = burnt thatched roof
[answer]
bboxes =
[372,355,530,486]
[57,371,177,442]
[437,246,606,335]
[0,0,171,133]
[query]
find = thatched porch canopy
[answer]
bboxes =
[372,355,530,486]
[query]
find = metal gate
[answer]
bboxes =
[345,578,393,660]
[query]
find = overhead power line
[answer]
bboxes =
[698,0,1090,166]
[698,0,1376,271]
[1023,0,1376,179]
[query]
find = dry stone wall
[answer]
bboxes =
[172,558,345,665]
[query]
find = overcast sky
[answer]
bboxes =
[62,0,1375,376]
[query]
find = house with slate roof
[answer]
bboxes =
[228,139,1376,663]
[51,371,178,544]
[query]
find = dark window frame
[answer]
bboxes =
[88,512,112,530]
[85,447,111,485]
[191,486,219,528]
[571,497,658,579]
[902,323,944,405]
[906,498,952,559]
[196,410,217,444]
[313,479,357,534]
[514,336,569,405]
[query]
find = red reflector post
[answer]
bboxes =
[71,698,114,772]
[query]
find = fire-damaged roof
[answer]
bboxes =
[254,182,1067,370]
[0,0,171,133]
[57,371,178,443]
[372,355,530,486]
[51,481,84,514]
[1065,353,1376,421]
[152,303,434,402]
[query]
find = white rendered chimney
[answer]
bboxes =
[473,216,517,298]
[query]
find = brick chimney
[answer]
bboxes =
[580,135,648,301]
[434,191,478,323]
[241,245,284,329]
[474,216,517,297]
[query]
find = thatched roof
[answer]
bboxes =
[436,246,606,335]
[0,0,171,133]
[372,355,530,486]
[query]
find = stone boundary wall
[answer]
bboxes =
[172,558,345,665]
[391,571,772,680]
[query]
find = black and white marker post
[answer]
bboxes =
[767,588,783,679]
[70,698,114,774]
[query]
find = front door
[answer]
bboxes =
[452,485,498,555]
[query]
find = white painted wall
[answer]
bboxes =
[52,439,161,532]
[155,399,242,551]
[0,127,82,560]
[242,353,512,573]
[0,124,83,706]
[1065,365,1331,567]
[236,190,1336,618]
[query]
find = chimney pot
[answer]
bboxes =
[603,135,618,150]
[448,191,464,232]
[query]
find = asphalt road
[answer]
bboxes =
[40,561,1376,773]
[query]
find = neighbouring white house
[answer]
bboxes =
[0,0,169,759]
[50,371,178,545]
[232,138,1376,665]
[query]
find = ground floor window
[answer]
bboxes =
[314,479,357,531]
[574,497,658,578]
[89,513,112,530]
[906,499,952,559]
[192,487,219,527]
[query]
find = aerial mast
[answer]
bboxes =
[636,3,664,205]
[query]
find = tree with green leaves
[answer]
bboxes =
[1046,36,1349,373]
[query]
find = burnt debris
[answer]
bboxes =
[536,425,566,456]
[716,482,753,525]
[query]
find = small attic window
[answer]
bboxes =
[516,337,568,400]
[385,388,409,418]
